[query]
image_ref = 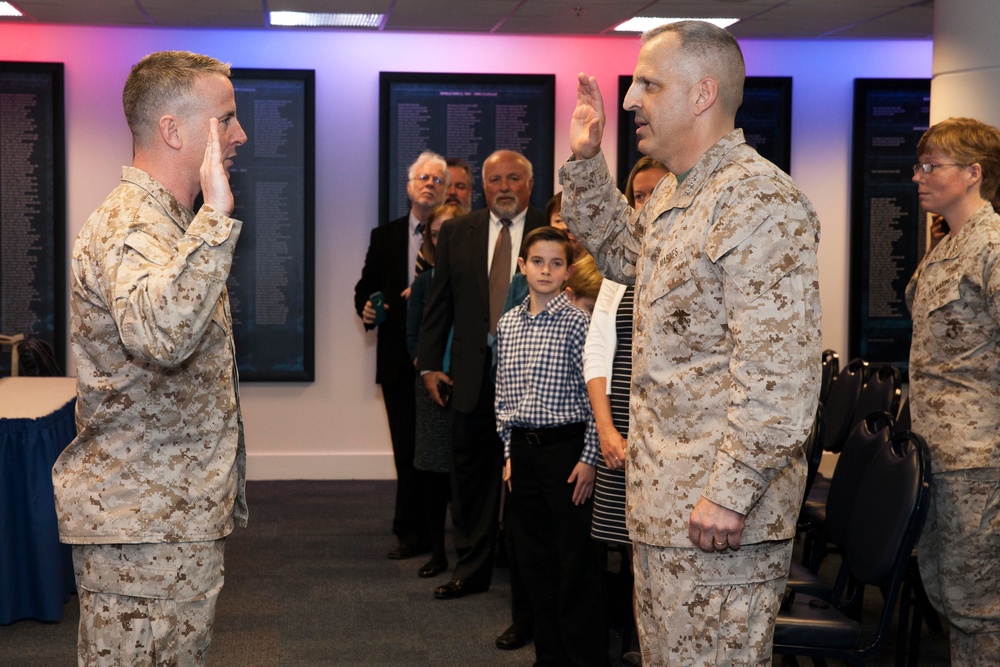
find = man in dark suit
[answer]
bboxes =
[418,150,547,608]
[355,150,449,560]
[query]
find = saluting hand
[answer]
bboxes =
[200,117,234,215]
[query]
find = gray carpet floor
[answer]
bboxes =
[0,480,951,666]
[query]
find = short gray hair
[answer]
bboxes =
[643,20,745,116]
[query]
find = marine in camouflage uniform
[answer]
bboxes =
[907,202,1000,665]
[561,21,821,666]
[52,51,248,667]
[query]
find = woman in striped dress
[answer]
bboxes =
[583,157,670,663]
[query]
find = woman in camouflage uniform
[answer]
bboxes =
[907,117,1000,666]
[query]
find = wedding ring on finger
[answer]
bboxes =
[714,539,728,549]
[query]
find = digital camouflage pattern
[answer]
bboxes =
[633,540,791,666]
[907,202,1000,664]
[916,470,1000,665]
[906,203,1000,474]
[74,540,224,667]
[559,130,820,548]
[53,166,247,545]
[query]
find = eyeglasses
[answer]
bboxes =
[412,174,444,186]
[912,162,968,175]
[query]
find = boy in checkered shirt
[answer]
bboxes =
[495,226,607,665]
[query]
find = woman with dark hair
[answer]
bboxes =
[906,116,1000,665]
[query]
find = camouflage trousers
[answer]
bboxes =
[72,540,225,667]
[632,539,791,667]
[918,469,1000,666]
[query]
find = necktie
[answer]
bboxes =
[415,249,432,277]
[414,223,431,277]
[488,219,512,335]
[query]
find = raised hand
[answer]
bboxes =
[570,73,606,160]
[200,117,234,215]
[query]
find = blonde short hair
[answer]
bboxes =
[565,254,603,302]
[123,50,231,146]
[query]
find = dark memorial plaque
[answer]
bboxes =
[227,69,315,381]
[849,79,930,372]
[618,75,791,185]
[379,73,555,223]
[0,62,65,376]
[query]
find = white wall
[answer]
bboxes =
[0,25,932,479]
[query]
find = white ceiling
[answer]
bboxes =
[1,0,934,39]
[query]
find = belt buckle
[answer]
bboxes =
[525,430,542,446]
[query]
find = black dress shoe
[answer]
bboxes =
[418,559,448,578]
[495,623,532,650]
[387,541,431,560]
[433,579,487,600]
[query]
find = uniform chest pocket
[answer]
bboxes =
[646,252,726,355]
[921,275,990,356]
[123,231,172,266]
[924,276,962,315]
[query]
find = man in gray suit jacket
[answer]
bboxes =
[418,150,547,604]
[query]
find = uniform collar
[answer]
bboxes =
[931,202,998,263]
[120,166,194,231]
[666,129,746,209]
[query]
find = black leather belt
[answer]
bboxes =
[511,422,585,446]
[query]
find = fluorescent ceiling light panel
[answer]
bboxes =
[270,11,382,28]
[0,2,23,17]
[615,17,739,33]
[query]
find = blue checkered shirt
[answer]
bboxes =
[495,292,599,465]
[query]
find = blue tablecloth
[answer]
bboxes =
[0,398,76,625]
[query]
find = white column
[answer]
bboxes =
[930,0,1000,127]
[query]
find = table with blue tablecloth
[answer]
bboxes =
[0,376,77,625]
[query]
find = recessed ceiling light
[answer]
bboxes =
[269,11,383,28]
[615,17,739,33]
[0,2,24,17]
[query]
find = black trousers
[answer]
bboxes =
[510,425,607,667]
[380,368,427,546]
[449,368,503,588]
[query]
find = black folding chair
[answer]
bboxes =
[820,358,868,456]
[820,349,840,404]
[793,411,894,584]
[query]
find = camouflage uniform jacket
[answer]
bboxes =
[559,130,821,547]
[906,203,1000,473]
[53,166,248,544]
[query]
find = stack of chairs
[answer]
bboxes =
[799,359,902,567]
[785,353,941,666]
[775,430,932,666]
[798,357,868,565]
[788,411,896,598]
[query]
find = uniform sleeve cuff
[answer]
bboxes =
[701,449,768,515]
[189,205,242,247]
